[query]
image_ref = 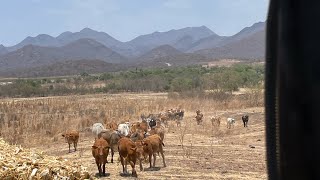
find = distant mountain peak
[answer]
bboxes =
[37,34,54,38]
[234,21,265,37]
[252,21,265,26]
[80,27,96,33]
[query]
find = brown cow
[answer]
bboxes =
[129,122,140,135]
[92,138,110,176]
[61,130,79,153]
[105,121,118,131]
[159,113,169,128]
[142,134,166,168]
[118,137,138,177]
[148,126,165,141]
[138,120,148,133]
[195,110,204,125]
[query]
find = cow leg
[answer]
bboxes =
[124,158,128,174]
[129,160,137,177]
[160,149,166,167]
[111,149,114,163]
[106,148,109,163]
[120,156,125,173]
[96,161,102,176]
[102,163,106,176]
[153,153,156,167]
[138,158,143,171]
[68,143,71,153]
[74,142,77,152]
[149,154,152,168]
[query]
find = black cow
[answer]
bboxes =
[242,115,249,127]
[149,118,157,128]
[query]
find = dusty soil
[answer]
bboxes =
[34,106,266,180]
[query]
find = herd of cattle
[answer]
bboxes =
[61,108,250,177]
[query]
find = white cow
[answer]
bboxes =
[117,123,130,136]
[92,123,105,139]
[227,118,235,129]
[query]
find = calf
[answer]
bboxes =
[118,137,138,177]
[227,118,235,129]
[142,134,166,168]
[99,129,122,163]
[92,123,105,139]
[61,130,79,153]
[92,138,110,177]
[242,115,249,127]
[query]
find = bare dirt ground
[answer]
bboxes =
[33,106,266,180]
[203,59,265,68]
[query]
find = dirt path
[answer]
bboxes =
[34,107,267,179]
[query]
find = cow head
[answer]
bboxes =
[92,143,110,161]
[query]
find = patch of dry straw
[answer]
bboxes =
[0,138,94,179]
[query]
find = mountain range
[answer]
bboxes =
[0,21,265,77]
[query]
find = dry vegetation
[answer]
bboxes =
[0,92,266,179]
[0,138,92,179]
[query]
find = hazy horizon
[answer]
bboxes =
[0,0,269,46]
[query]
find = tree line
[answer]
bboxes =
[0,64,264,98]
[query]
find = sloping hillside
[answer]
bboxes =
[128,26,215,55]
[188,22,265,52]
[195,30,265,60]
[0,59,127,78]
[136,45,183,62]
[0,39,127,71]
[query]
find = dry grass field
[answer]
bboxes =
[0,92,266,179]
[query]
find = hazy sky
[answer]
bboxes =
[0,0,269,46]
